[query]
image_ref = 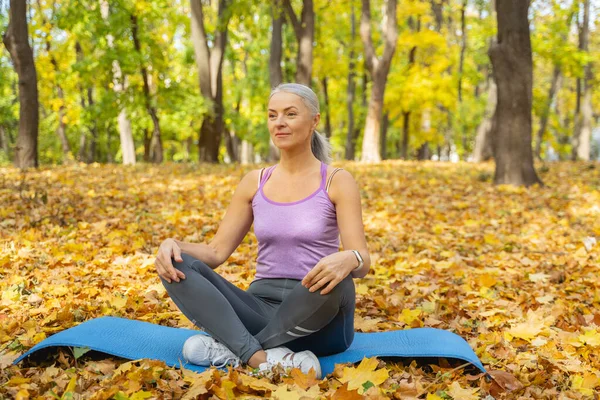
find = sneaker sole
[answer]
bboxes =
[303,351,322,379]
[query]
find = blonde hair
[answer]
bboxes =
[269,83,332,164]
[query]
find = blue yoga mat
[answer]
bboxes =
[14,317,486,376]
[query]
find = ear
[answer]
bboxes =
[313,113,321,130]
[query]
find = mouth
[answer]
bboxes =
[275,133,290,137]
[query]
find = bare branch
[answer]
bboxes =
[381,0,398,66]
[360,0,377,73]
[282,0,301,39]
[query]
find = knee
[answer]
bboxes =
[160,254,212,289]
[172,253,212,275]
[304,274,354,301]
[328,274,355,298]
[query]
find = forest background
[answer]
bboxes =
[0,0,598,167]
[2,0,600,399]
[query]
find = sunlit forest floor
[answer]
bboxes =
[1,161,599,399]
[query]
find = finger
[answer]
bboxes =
[167,266,180,282]
[176,269,186,279]
[319,278,340,295]
[306,269,327,288]
[308,276,331,293]
[155,261,171,283]
[156,261,172,283]
[303,264,322,287]
[173,245,183,262]
[160,254,179,281]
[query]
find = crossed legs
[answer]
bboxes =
[160,253,355,366]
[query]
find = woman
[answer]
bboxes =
[154,83,370,379]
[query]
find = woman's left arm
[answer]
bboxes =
[302,169,371,294]
[328,169,371,279]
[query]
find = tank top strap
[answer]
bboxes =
[319,161,327,189]
[260,165,276,188]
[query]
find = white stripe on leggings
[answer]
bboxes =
[294,326,318,333]
[286,326,320,337]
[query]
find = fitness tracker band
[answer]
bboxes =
[351,250,364,271]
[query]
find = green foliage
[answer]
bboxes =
[1,0,597,164]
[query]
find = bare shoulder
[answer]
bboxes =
[236,168,264,203]
[327,167,360,206]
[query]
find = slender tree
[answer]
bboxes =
[100,1,136,165]
[572,0,592,161]
[360,0,398,163]
[268,0,283,162]
[472,0,496,162]
[283,0,314,86]
[131,13,163,163]
[400,16,418,160]
[535,65,562,159]
[270,0,284,87]
[2,0,39,168]
[35,0,73,163]
[344,1,358,160]
[190,0,231,163]
[489,0,541,186]
[321,77,332,138]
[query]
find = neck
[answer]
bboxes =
[277,148,320,175]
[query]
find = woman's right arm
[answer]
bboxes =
[155,169,260,282]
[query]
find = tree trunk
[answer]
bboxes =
[380,111,389,160]
[269,3,283,162]
[535,65,562,159]
[86,87,98,162]
[240,140,254,165]
[223,130,240,163]
[36,0,73,163]
[489,0,541,186]
[472,79,497,162]
[345,2,357,161]
[458,0,468,154]
[572,0,592,161]
[143,128,151,162]
[55,86,73,161]
[401,111,410,159]
[118,108,136,165]
[101,1,135,165]
[131,14,163,163]
[360,0,398,163]
[75,42,97,163]
[321,77,332,139]
[76,82,88,163]
[400,16,419,159]
[0,126,10,156]
[418,108,431,160]
[417,143,430,160]
[190,0,230,163]
[2,0,39,169]
[270,0,284,87]
[283,0,314,86]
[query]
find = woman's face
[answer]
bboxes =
[267,92,320,150]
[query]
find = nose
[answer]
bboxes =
[275,114,286,126]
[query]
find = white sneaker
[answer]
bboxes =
[258,347,322,379]
[182,334,241,368]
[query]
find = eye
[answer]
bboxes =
[287,112,297,117]
[268,114,276,119]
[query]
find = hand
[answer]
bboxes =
[301,251,355,295]
[155,238,186,283]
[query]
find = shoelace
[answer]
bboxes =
[208,341,240,369]
[281,352,296,367]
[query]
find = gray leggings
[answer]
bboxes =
[160,253,356,364]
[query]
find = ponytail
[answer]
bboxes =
[311,130,332,164]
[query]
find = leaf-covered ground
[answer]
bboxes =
[1,161,599,399]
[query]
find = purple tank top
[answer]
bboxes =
[251,161,340,281]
